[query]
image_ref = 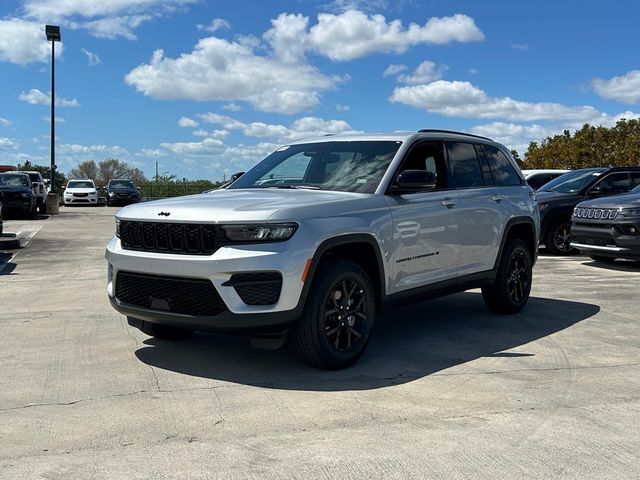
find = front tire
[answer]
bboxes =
[295,259,376,370]
[482,239,533,314]
[544,219,576,255]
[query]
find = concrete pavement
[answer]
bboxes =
[0,206,639,479]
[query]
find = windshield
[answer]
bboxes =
[229,141,402,193]
[537,168,605,194]
[68,181,94,189]
[109,180,134,189]
[0,174,29,187]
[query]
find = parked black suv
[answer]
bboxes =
[570,184,640,262]
[0,172,36,219]
[106,179,140,206]
[535,167,640,254]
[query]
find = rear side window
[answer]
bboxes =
[446,142,484,188]
[483,145,521,186]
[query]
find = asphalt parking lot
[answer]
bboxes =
[1,207,639,479]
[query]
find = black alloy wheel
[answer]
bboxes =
[482,239,532,314]
[296,259,376,369]
[544,219,576,255]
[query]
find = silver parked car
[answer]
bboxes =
[106,130,539,369]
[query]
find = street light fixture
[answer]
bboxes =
[45,25,61,193]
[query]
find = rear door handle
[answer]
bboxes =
[490,194,505,202]
[441,198,458,208]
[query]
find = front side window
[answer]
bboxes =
[446,142,484,188]
[591,172,633,195]
[68,181,95,189]
[395,141,448,190]
[230,141,402,194]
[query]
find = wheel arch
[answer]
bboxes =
[494,217,538,269]
[301,234,386,310]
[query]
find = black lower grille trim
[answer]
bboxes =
[225,272,283,305]
[115,271,227,316]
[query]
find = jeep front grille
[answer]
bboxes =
[115,271,227,316]
[573,208,618,220]
[119,221,217,255]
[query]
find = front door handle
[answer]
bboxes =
[442,198,458,208]
[490,194,505,202]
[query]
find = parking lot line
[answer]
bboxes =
[0,224,42,274]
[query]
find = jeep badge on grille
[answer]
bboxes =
[158,211,170,217]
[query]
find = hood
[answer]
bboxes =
[0,185,30,193]
[535,190,578,203]
[117,188,369,223]
[577,192,640,209]
[65,187,96,194]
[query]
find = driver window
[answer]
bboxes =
[592,172,631,195]
[398,142,447,190]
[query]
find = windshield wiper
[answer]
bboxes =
[267,184,320,190]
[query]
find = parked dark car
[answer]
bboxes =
[535,167,640,254]
[570,183,640,262]
[0,172,36,219]
[106,179,140,206]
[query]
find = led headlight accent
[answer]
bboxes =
[621,208,640,217]
[221,223,298,242]
[115,218,120,237]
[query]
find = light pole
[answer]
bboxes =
[45,25,61,193]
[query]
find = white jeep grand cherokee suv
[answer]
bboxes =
[106,130,539,369]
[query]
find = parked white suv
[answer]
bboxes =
[106,130,539,369]
[63,179,98,205]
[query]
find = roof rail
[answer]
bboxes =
[417,129,493,141]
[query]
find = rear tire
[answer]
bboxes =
[544,218,577,255]
[589,255,617,263]
[295,258,376,370]
[482,239,533,314]
[137,320,193,340]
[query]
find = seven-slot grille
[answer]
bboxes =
[573,207,618,220]
[119,221,216,255]
[115,271,227,316]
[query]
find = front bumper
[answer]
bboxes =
[570,220,640,258]
[105,234,312,333]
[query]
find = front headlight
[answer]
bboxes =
[221,223,298,243]
[621,208,640,218]
[89,191,97,196]
[115,218,120,237]
[20,192,31,198]
[108,192,116,197]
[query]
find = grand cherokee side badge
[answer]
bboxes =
[158,211,171,217]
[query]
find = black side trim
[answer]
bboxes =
[300,234,387,309]
[493,216,538,269]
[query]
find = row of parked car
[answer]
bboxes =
[61,178,140,207]
[527,167,640,261]
[0,170,49,219]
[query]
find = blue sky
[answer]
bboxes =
[1,0,639,181]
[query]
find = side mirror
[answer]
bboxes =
[394,170,436,191]
[587,185,608,197]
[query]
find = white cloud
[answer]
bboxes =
[125,37,335,114]
[325,0,390,13]
[160,137,227,156]
[469,68,478,75]
[222,103,242,112]
[397,61,447,84]
[0,18,60,65]
[197,113,356,141]
[383,64,407,77]
[510,43,528,50]
[197,18,231,33]
[336,104,350,111]
[470,122,557,153]
[592,70,640,104]
[23,0,197,40]
[178,116,199,127]
[42,116,65,123]
[19,89,80,107]
[192,129,229,139]
[81,48,102,66]
[263,13,310,63]
[0,118,12,127]
[58,143,131,157]
[0,137,19,149]
[390,80,601,122]
[308,11,484,61]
